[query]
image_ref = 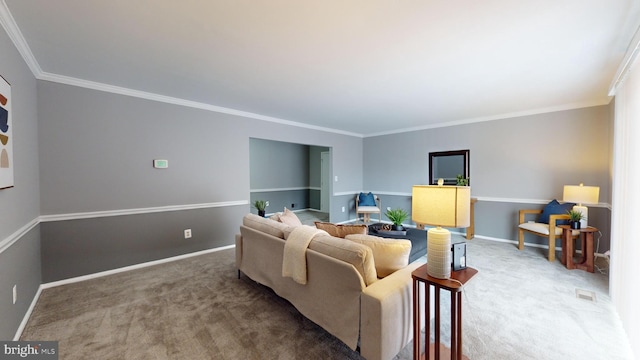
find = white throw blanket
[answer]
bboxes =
[282,225,328,285]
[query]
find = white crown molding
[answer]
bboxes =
[37,71,363,138]
[364,99,612,138]
[609,24,640,96]
[0,2,362,139]
[0,1,43,76]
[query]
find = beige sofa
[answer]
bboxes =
[235,214,429,360]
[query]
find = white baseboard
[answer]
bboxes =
[13,286,42,341]
[14,244,235,340]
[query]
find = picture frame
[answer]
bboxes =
[0,75,14,190]
[429,149,470,186]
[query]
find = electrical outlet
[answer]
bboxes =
[266,201,269,207]
[13,285,17,305]
[291,203,295,208]
[341,206,345,212]
[184,229,192,239]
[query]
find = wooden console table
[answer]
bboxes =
[417,198,477,240]
[412,265,478,360]
[559,225,597,273]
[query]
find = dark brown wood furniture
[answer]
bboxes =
[559,225,597,273]
[412,265,478,360]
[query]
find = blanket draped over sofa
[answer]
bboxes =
[282,225,328,284]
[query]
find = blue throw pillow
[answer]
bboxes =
[538,199,575,225]
[359,192,376,206]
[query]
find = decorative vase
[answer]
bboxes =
[392,224,404,231]
[571,221,581,229]
[258,210,266,217]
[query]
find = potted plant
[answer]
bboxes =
[385,208,409,231]
[456,174,470,186]
[567,209,584,229]
[253,200,267,217]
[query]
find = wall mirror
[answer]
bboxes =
[429,149,470,185]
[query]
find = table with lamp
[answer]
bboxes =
[561,183,600,272]
[411,180,477,360]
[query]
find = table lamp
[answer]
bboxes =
[412,179,470,279]
[563,183,600,228]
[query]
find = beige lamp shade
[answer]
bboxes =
[563,183,600,205]
[412,185,471,228]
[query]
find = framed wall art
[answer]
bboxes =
[0,75,13,189]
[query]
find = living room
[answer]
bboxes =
[0,1,638,359]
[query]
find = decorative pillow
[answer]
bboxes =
[345,234,412,277]
[269,212,282,222]
[538,199,574,225]
[279,208,302,226]
[314,222,368,238]
[243,213,290,239]
[358,192,376,206]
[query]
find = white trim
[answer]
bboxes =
[39,200,248,222]
[13,245,234,340]
[37,72,361,139]
[13,286,42,341]
[250,187,310,193]
[364,100,611,137]
[0,218,39,254]
[609,24,640,96]
[334,191,360,197]
[41,245,235,289]
[0,1,43,76]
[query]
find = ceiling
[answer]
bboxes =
[3,1,640,137]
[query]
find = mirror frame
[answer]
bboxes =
[429,149,470,185]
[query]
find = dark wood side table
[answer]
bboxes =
[412,265,478,360]
[559,225,597,273]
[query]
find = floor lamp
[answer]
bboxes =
[412,180,470,279]
[563,183,600,228]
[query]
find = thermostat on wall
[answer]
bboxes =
[153,159,169,169]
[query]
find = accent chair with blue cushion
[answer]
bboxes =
[356,192,381,223]
[518,199,579,262]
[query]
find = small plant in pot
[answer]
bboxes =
[385,208,409,231]
[253,200,267,217]
[567,209,584,229]
[456,174,470,186]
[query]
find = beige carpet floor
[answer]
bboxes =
[20,236,634,359]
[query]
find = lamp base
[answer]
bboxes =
[573,205,589,228]
[427,227,451,279]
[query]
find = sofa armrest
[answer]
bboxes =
[360,257,429,360]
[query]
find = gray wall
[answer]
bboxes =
[0,28,42,339]
[37,81,363,282]
[249,139,330,214]
[363,106,613,251]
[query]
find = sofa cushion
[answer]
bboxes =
[308,235,378,286]
[314,222,368,238]
[279,208,303,226]
[345,234,411,277]
[243,213,292,239]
